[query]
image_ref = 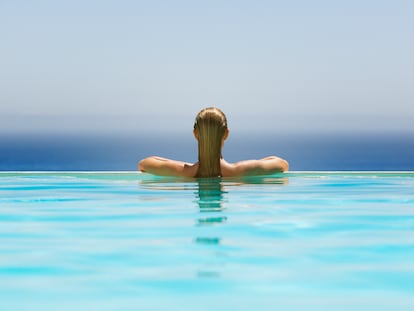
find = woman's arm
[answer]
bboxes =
[223,156,289,177]
[138,156,196,177]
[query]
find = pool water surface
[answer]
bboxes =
[0,172,413,310]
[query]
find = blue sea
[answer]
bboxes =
[1,132,413,171]
[1,131,414,310]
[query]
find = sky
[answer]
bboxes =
[1,0,413,135]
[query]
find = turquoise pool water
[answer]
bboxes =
[0,172,413,310]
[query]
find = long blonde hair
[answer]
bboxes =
[194,107,228,178]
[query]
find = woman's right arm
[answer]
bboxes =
[138,156,196,177]
[227,156,289,176]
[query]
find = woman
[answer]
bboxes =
[138,107,289,177]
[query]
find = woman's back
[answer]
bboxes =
[138,107,289,178]
[138,156,288,178]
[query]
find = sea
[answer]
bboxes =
[1,131,413,171]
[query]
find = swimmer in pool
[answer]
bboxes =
[138,107,289,177]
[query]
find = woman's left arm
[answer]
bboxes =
[226,156,289,176]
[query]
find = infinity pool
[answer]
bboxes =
[1,172,413,310]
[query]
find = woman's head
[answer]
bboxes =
[193,107,228,177]
[194,107,228,138]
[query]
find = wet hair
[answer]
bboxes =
[194,107,228,178]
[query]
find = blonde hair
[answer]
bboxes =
[194,107,228,178]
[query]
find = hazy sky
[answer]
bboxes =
[1,0,413,134]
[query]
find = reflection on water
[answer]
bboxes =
[194,178,226,278]
[194,237,221,245]
[137,173,288,279]
[194,178,226,246]
[232,175,289,186]
[192,176,288,278]
[195,178,226,215]
[137,173,288,187]
[197,217,227,225]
